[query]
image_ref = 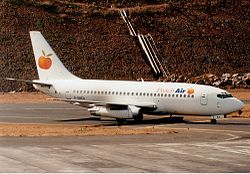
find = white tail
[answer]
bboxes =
[30,31,78,81]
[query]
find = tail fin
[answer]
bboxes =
[30,31,78,81]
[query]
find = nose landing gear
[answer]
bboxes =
[238,110,243,115]
[210,115,225,124]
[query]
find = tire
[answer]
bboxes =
[134,113,143,122]
[116,118,126,124]
[211,119,217,124]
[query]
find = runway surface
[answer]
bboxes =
[0,103,93,125]
[1,103,250,172]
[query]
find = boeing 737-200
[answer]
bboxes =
[6,31,244,124]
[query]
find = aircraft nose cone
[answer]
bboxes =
[225,98,245,114]
[237,100,244,110]
[239,100,245,110]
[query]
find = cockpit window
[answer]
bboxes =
[217,92,233,99]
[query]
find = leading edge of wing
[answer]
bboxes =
[55,98,157,109]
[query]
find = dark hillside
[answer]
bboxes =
[0,0,249,91]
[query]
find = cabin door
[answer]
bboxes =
[65,90,71,99]
[200,93,208,105]
[217,97,222,112]
[217,101,221,109]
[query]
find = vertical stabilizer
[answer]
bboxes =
[30,31,78,81]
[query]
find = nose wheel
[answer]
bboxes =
[211,115,224,124]
[211,119,217,124]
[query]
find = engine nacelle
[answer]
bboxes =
[89,105,141,119]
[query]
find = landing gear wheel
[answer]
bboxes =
[211,119,217,124]
[176,117,184,122]
[134,113,143,122]
[116,118,126,125]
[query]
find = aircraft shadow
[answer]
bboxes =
[55,117,185,126]
[56,117,103,122]
[123,117,185,126]
[55,117,250,126]
[186,120,250,125]
[55,117,118,126]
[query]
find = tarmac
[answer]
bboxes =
[0,103,250,172]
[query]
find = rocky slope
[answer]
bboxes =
[0,0,249,91]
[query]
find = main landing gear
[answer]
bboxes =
[116,118,126,125]
[211,119,217,124]
[116,114,144,124]
[134,113,143,122]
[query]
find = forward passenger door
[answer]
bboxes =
[200,93,208,105]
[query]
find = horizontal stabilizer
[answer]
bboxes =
[3,78,52,87]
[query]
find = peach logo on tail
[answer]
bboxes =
[38,50,52,70]
[187,88,194,94]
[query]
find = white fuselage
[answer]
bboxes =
[28,31,244,119]
[34,79,244,116]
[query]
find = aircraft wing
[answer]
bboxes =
[3,78,52,87]
[54,98,157,109]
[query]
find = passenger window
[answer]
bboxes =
[176,94,178,97]
[154,93,157,97]
[116,92,118,95]
[143,93,145,96]
[191,95,194,98]
[131,92,134,96]
[180,94,182,97]
[172,94,175,97]
[127,92,130,96]
[161,94,164,97]
[168,94,171,97]
[150,93,153,96]
[136,93,138,96]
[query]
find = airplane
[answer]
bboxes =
[5,31,244,124]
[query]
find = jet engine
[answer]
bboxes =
[89,105,142,120]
